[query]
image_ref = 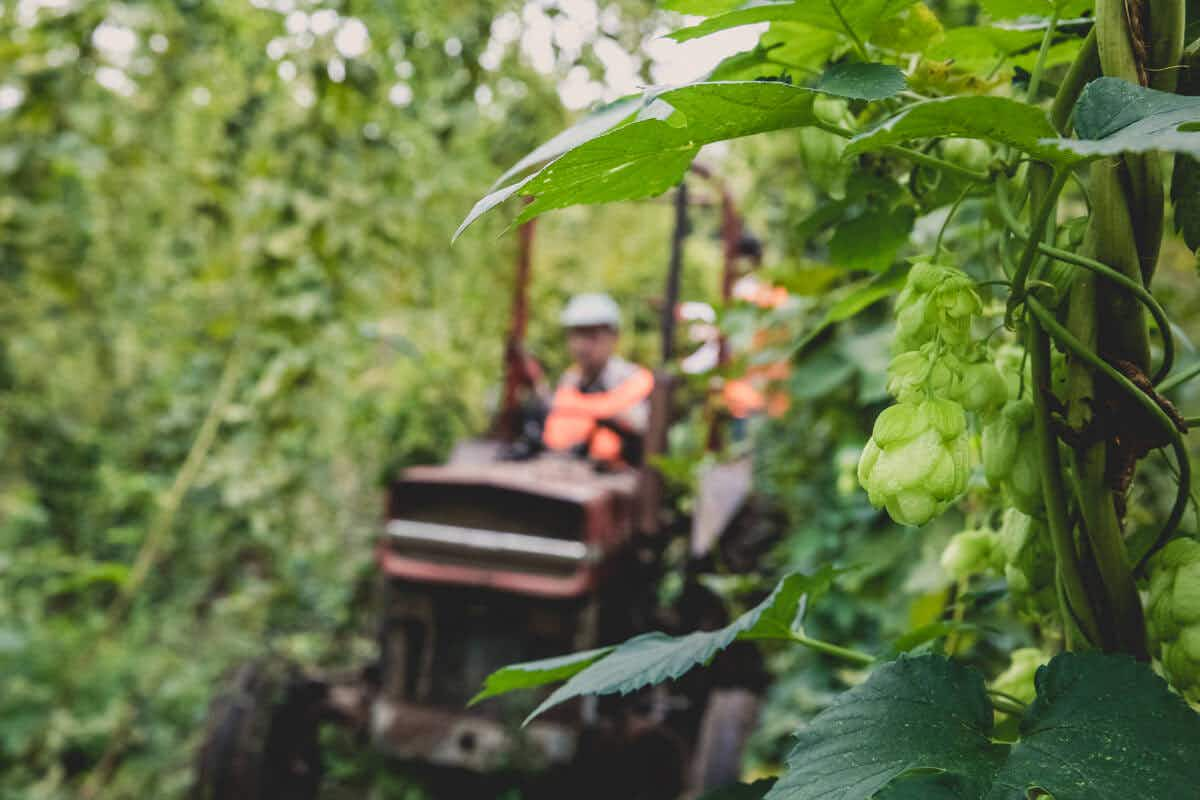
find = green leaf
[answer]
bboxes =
[491,96,642,189]
[793,262,910,351]
[886,621,978,656]
[765,653,1200,800]
[1174,47,1200,252]
[512,121,701,225]
[762,23,843,71]
[707,45,788,82]
[458,82,822,236]
[468,646,614,706]
[668,0,914,44]
[985,652,1200,799]
[698,779,778,800]
[765,656,1007,800]
[845,95,1066,164]
[980,0,1092,20]
[787,344,857,400]
[1173,154,1200,251]
[454,177,530,241]
[1051,77,1200,160]
[816,63,908,100]
[926,26,1044,75]
[829,203,915,272]
[662,0,745,13]
[522,569,837,722]
[874,772,973,799]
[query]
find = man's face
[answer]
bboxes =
[567,325,618,376]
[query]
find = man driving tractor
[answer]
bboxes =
[541,293,654,468]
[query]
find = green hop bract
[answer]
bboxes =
[941,528,1001,581]
[859,259,990,527]
[997,509,1056,622]
[982,399,1040,514]
[858,399,969,526]
[1147,537,1200,703]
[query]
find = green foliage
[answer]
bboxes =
[469,646,615,706]
[0,1,684,796]
[474,569,840,722]
[767,653,1200,800]
[1061,77,1200,158]
[979,0,1092,19]
[463,0,1200,796]
[845,95,1064,163]
[666,0,917,45]
[12,0,1200,795]
[768,656,1005,800]
[815,63,909,100]
[697,779,777,800]
[1147,537,1200,702]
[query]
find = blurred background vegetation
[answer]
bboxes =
[0,1,734,796]
[3,0,1198,798]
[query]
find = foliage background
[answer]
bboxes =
[5,0,1200,797]
[0,1,724,796]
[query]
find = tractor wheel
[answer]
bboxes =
[191,658,326,800]
[688,688,760,793]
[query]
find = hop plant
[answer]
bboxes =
[889,346,1006,414]
[860,260,992,527]
[990,647,1046,707]
[997,509,1056,622]
[982,399,1041,514]
[858,398,969,526]
[941,527,1002,581]
[1146,537,1200,703]
[955,360,1007,415]
[894,260,982,352]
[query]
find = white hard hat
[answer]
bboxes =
[561,293,621,329]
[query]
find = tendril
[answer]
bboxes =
[1025,296,1190,570]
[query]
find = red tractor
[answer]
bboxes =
[192,168,773,800]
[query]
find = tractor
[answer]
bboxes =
[191,166,775,800]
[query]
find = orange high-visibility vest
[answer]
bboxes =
[543,365,654,463]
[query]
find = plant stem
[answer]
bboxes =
[1035,242,1174,383]
[1007,169,1069,321]
[1026,4,1063,102]
[790,632,875,666]
[1133,435,1192,571]
[987,691,1028,717]
[935,185,976,256]
[1028,318,1103,648]
[829,0,870,61]
[1147,0,1187,93]
[994,195,1175,382]
[1027,295,1192,581]
[1029,298,1181,446]
[1050,29,1100,134]
[813,120,991,183]
[886,145,990,183]
[1159,360,1200,393]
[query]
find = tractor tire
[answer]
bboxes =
[688,688,760,793]
[191,658,326,800]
